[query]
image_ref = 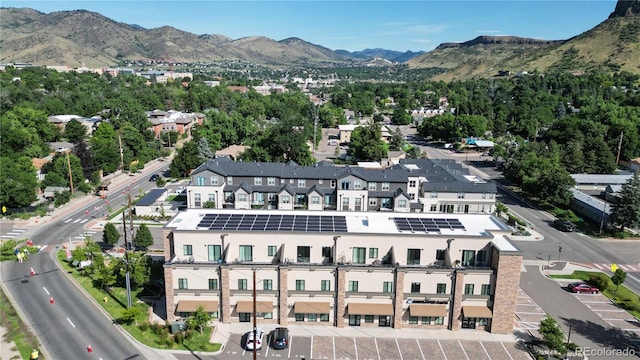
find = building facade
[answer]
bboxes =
[183,158,497,215]
[163,209,522,334]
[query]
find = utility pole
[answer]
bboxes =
[122,206,132,308]
[253,268,257,360]
[313,105,318,156]
[118,135,125,172]
[127,192,135,249]
[65,151,74,193]
[615,131,624,166]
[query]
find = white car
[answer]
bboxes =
[175,186,186,194]
[245,328,264,350]
[56,146,69,153]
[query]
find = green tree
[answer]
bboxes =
[197,137,215,160]
[391,107,412,125]
[186,306,212,334]
[611,268,627,295]
[64,119,88,143]
[0,156,38,209]
[610,171,640,231]
[538,314,567,355]
[126,252,151,289]
[87,253,117,290]
[134,224,153,250]
[349,123,386,161]
[102,223,120,247]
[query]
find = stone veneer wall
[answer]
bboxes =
[162,229,172,261]
[336,267,346,328]
[393,270,405,329]
[279,266,288,325]
[220,266,231,323]
[450,270,465,331]
[164,266,175,323]
[490,252,522,334]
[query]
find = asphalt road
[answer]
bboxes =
[0,162,170,360]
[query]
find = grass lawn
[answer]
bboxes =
[549,270,640,319]
[56,250,221,352]
[0,286,44,359]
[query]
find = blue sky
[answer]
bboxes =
[4,1,617,52]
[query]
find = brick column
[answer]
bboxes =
[491,253,522,334]
[162,229,173,261]
[393,269,405,329]
[336,267,346,328]
[164,266,175,323]
[220,266,231,323]
[450,270,464,331]
[278,266,288,325]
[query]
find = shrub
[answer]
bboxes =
[588,273,610,292]
[138,321,150,332]
[173,331,184,345]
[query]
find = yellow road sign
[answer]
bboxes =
[611,264,618,272]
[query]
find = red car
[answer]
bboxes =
[568,282,599,294]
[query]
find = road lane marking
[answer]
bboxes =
[437,339,448,360]
[479,341,492,360]
[458,339,470,360]
[43,287,49,295]
[66,317,76,328]
[64,218,73,223]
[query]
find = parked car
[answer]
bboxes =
[56,146,69,153]
[270,327,289,350]
[175,186,186,194]
[245,328,264,350]
[149,174,159,181]
[568,282,599,294]
[553,219,576,232]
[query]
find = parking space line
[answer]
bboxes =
[333,335,335,360]
[500,342,515,360]
[374,338,381,360]
[593,309,626,312]
[517,311,545,314]
[395,338,404,360]
[309,335,313,360]
[415,339,426,360]
[437,339,448,360]
[288,336,293,358]
[354,338,358,360]
[458,340,470,360]
[479,341,492,360]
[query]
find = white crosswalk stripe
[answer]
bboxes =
[586,263,639,272]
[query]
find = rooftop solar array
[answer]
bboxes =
[196,213,348,233]
[392,217,466,233]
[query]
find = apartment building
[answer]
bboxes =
[163,209,522,334]
[184,158,497,215]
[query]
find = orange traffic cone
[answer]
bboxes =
[50,297,55,304]
[87,344,93,353]
[30,267,35,276]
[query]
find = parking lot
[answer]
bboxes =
[217,333,532,360]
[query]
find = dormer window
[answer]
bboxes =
[227,176,233,185]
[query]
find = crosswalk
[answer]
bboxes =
[63,217,90,224]
[0,228,26,239]
[584,263,640,272]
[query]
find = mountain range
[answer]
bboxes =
[1,1,639,80]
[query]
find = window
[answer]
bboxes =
[227,176,233,185]
[434,317,444,325]
[436,283,447,294]
[348,281,359,292]
[183,245,193,256]
[297,246,310,263]
[208,279,218,290]
[409,316,418,324]
[365,315,374,323]
[208,193,216,203]
[421,317,431,324]
[369,198,377,206]
[436,249,446,261]
[224,191,234,202]
[281,195,290,204]
[320,314,329,322]
[398,199,407,208]
[368,182,377,190]
[382,182,390,190]
[410,193,415,200]
[383,282,393,293]
[178,278,188,289]
[239,245,253,262]
[352,247,366,264]
[341,180,350,190]
[263,312,273,319]
[354,180,362,189]
[457,205,465,212]
[296,280,305,291]
[298,179,306,187]
[211,176,219,185]
[321,280,331,291]
[481,284,491,295]
[311,196,320,205]
[238,279,248,290]
[368,248,378,259]
[476,250,487,262]
[342,197,349,207]
[268,245,277,256]
[208,245,221,262]
[194,193,202,207]
[307,313,317,322]
[330,179,336,188]
[322,246,332,257]
[409,180,416,188]
[457,192,465,199]
[464,284,475,295]
[319,179,323,184]
[462,250,475,267]
[355,197,362,207]
[411,282,421,293]
[267,177,276,186]
[407,248,421,265]
[295,313,304,322]
[430,204,437,212]
[237,193,247,202]
[263,279,273,290]
[254,177,262,185]
[477,318,489,326]
[430,191,438,198]
[196,176,205,186]
[482,192,487,199]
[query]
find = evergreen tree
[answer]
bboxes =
[611,268,627,295]
[610,171,640,230]
[102,223,120,246]
[133,224,153,250]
